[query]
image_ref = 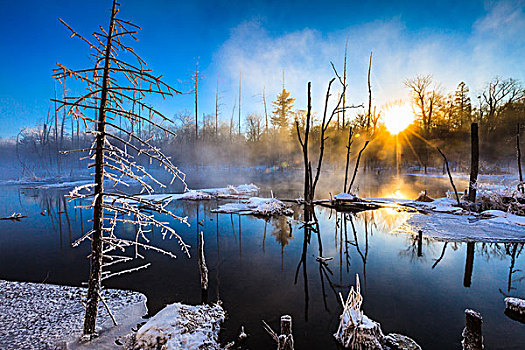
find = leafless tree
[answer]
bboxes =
[480,77,524,132]
[52,0,190,338]
[405,74,442,135]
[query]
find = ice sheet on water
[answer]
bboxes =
[211,197,292,216]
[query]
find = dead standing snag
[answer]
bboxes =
[53,0,189,338]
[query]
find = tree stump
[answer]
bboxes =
[278,315,294,350]
[462,309,483,350]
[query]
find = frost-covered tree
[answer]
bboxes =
[53,0,189,338]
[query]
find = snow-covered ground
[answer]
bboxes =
[0,280,145,350]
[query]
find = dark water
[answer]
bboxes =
[0,172,524,349]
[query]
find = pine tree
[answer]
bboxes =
[271,88,295,129]
[453,81,472,128]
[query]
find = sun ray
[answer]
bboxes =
[383,103,414,135]
[401,132,424,168]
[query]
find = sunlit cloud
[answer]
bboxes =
[205,1,525,126]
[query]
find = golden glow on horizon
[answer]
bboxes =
[383,104,415,135]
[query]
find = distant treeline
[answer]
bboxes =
[1,75,523,179]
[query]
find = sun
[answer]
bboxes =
[383,103,415,135]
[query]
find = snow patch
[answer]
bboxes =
[130,302,225,350]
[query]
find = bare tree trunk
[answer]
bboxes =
[215,75,219,139]
[54,80,60,176]
[343,127,353,192]
[462,309,483,350]
[83,0,116,336]
[468,123,479,202]
[437,147,461,206]
[263,86,268,133]
[342,40,347,128]
[278,315,294,350]
[297,83,312,203]
[367,51,372,131]
[348,141,370,193]
[238,71,241,135]
[194,61,199,141]
[517,123,523,194]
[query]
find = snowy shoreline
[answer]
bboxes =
[0,280,146,350]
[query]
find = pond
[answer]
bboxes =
[0,171,524,349]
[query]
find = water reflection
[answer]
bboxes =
[1,185,525,349]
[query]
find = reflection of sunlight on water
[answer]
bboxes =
[353,208,412,234]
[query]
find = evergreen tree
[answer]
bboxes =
[453,81,472,129]
[271,88,295,129]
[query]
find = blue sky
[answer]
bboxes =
[0,0,523,137]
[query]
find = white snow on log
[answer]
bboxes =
[505,297,525,315]
[211,197,292,216]
[0,280,145,350]
[131,302,225,350]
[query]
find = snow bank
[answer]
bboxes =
[0,280,145,350]
[211,197,292,216]
[129,302,225,350]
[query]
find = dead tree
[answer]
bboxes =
[468,123,479,202]
[53,0,189,338]
[263,86,269,133]
[215,75,221,139]
[518,123,524,194]
[462,309,483,350]
[192,60,201,141]
[263,315,294,350]
[436,147,461,206]
[238,71,242,135]
[367,50,372,131]
[342,39,348,128]
[347,141,370,194]
[343,127,353,192]
[296,64,346,203]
